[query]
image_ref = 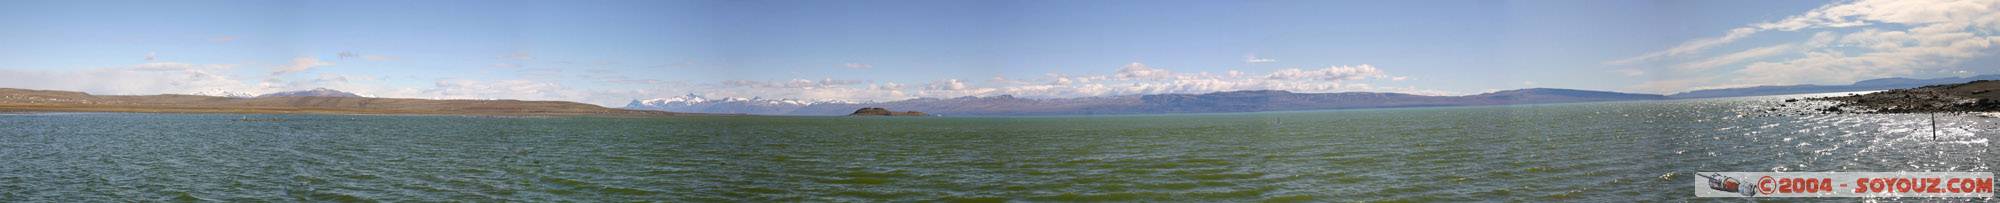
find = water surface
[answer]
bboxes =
[1,94,1993,201]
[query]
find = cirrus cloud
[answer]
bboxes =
[270,57,333,76]
[1620,0,2000,93]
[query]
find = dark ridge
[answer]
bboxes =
[848,107,927,116]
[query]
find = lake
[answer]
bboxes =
[1,94,1993,202]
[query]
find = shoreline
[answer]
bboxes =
[1806,80,1999,114]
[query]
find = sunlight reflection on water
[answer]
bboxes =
[0,94,1993,202]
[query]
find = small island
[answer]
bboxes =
[848,107,927,116]
[1810,80,1999,113]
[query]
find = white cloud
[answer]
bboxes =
[1753,0,1992,31]
[1674,43,1797,71]
[0,62,262,96]
[873,82,905,90]
[1264,65,1387,81]
[331,77,605,105]
[1610,27,1761,65]
[1244,54,1276,64]
[924,79,970,91]
[422,79,579,101]
[270,57,333,76]
[1619,0,2000,92]
[338,51,399,61]
[1614,0,1998,65]
[1113,62,1174,80]
[1730,3,2000,86]
[843,63,873,69]
[988,75,1032,85]
[720,78,866,89]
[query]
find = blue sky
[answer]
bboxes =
[2,0,1996,106]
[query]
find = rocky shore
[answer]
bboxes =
[1807,80,2000,114]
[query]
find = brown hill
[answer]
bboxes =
[0,88,688,116]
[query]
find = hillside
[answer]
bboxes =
[0,88,686,116]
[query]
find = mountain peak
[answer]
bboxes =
[1205,90,1295,95]
[1473,88,1667,100]
[188,89,256,98]
[1482,88,1578,94]
[256,88,364,98]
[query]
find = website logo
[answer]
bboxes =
[1695,172,1993,198]
[1697,173,1758,197]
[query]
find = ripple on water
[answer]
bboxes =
[0,100,1993,201]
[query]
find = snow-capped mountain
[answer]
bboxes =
[623,94,853,115]
[186,89,257,98]
[256,88,365,98]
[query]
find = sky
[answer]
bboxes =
[1,0,1996,107]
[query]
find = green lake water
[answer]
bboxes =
[2,94,1993,201]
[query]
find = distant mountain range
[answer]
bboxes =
[1,88,680,116]
[9,74,1988,117]
[628,74,1997,116]
[1667,74,2000,99]
[180,88,367,98]
[257,88,365,98]
[627,88,1668,116]
[815,88,1668,116]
